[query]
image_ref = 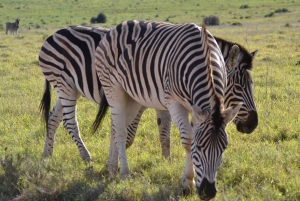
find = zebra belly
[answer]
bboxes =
[124,88,167,110]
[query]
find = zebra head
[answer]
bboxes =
[15,19,20,28]
[185,98,242,200]
[224,44,258,134]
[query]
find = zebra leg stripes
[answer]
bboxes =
[94,20,240,199]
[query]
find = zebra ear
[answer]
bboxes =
[250,50,259,61]
[223,103,243,125]
[228,45,240,69]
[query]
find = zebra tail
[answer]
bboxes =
[39,79,51,130]
[92,92,109,133]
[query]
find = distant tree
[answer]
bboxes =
[265,12,274,17]
[275,8,289,13]
[203,15,220,26]
[231,22,242,26]
[90,12,107,24]
[240,5,249,9]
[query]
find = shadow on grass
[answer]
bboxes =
[0,155,190,201]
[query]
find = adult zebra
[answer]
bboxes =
[39,25,258,163]
[6,19,20,35]
[39,26,110,161]
[94,20,242,199]
[123,35,258,157]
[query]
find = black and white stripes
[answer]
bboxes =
[39,26,109,161]
[38,23,258,200]
[94,20,241,199]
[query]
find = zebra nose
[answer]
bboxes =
[237,110,258,134]
[197,177,217,200]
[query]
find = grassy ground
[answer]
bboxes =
[1,0,300,200]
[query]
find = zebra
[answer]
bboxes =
[39,26,110,161]
[94,20,242,199]
[39,25,258,164]
[124,35,259,157]
[6,19,20,35]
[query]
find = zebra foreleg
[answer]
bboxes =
[155,110,171,158]
[43,99,63,158]
[167,100,195,192]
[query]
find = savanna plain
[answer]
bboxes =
[0,0,300,200]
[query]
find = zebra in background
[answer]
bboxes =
[39,26,110,161]
[6,19,20,35]
[94,20,242,199]
[39,25,258,164]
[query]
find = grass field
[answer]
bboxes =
[1,0,300,200]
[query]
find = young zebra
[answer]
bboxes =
[94,20,242,199]
[39,26,258,163]
[6,19,20,35]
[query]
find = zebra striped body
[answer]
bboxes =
[39,26,109,161]
[94,20,241,199]
[39,26,160,161]
[126,36,258,156]
[6,19,20,35]
[39,25,258,165]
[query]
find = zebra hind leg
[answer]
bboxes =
[59,95,91,162]
[107,105,145,177]
[125,106,147,149]
[43,99,63,158]
[106,90,142,178]
[155,110,171,158]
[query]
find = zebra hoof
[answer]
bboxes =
[82,156,92,162]
[42,150,53,158]
[80,150,92,162]
[42,153,52,158]
[107,164,118,176]
[182,177,195,195]
[81,154,92,162]
[120,171,130,180]
[120,167,130,179]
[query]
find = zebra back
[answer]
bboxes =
[39,26,109,104]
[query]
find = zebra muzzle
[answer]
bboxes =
[197,177,217,200]
[236,110,258,134]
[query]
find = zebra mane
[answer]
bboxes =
[214,36,254,70]
[69,26,110,35]
[202,25,224,132]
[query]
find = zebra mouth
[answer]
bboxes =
[197,177,217,200]
[236,110,258,134]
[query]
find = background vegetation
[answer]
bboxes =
[0,0,300,200]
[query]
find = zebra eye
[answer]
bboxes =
[196,145,203,151]
[235,85,243,91]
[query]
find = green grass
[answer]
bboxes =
[1,0,300,200]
